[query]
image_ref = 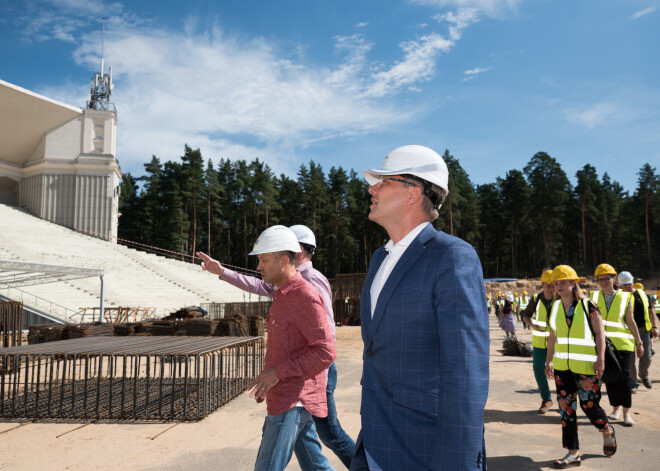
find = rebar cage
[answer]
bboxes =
[0,336,264,421]
[1,301,24,349]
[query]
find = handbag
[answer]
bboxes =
[582,299,624,383]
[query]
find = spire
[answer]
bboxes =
[87,17,115,111]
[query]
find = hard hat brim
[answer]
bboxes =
[248,246,301,256]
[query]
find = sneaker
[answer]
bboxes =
[642,378,652,389]
[631,387,637,394]
[538,400,553,414]
[608,411,621,420]
[623,415,635,427]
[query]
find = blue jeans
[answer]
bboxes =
[255,406,334,471]
[313,362,356,469]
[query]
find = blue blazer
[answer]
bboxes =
[356,224,489,470]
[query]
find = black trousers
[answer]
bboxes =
[554,369,609,450]
[604,350,634,408]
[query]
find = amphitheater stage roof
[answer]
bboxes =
[0,79,82,166]
[0,259,103,289]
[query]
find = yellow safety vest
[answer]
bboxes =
[654,296,660,312]
[549,299,597,375]
[632,290,652,331]
[531,293,551,349]
[519,295,529,311]
[590,290,634,352]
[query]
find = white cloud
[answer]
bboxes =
[563,102,620,129]
[21,1,476,173]
[36,15,423,174]
[462,66,492,81]
[355,21,369,27]
[434,8,480,40]
[412,0,524,17]
[631,6,657,20]
[366,33,454,97]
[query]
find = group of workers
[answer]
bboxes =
[194,142,656,471]
[199,145,489,471]
[500,264,658,469]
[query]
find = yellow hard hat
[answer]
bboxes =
[634,282,644,290]
[581,289,587,294]
[594,263,616,277]
[522,290,528,295]
[541,270,553,284]
[514,292,518,296]
[552,265,579,282]
[496,291,501,296]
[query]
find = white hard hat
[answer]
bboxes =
[364,145,449,208]
[617,271,634,285]
[505,293,514,302]
[248,225,302,255]
[288,225,316,247]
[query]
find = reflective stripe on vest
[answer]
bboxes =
[591,289,634,351]
[549,299,597,375]
[520,296,529,310]
[633,290,652,331]
[531,293,550,349]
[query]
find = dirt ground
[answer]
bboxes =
[2,317,660,470]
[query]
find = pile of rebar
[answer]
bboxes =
[0,336,264,421]
[502,336,533,357]
[27,323,66,344]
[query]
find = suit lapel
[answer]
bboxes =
[366,225,435,345]
[361,248,387,337]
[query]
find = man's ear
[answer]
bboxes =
[408,186,423,205]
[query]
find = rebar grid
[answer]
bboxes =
[0,336,264,421]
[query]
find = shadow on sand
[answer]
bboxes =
[485,409,559,425]
[488,453,609,471]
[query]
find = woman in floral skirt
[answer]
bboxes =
[545,265,616,468]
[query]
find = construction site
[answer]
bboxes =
[2,53,659,470]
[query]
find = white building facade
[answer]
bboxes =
[0,79,121,242]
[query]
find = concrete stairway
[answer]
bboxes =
[0,204,265,321]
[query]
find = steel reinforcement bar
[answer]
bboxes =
[0,336,264,421]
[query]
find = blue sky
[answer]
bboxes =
[1,0,659,192]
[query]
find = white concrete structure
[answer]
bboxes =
[0,79,120,242]
[0,204,263,321]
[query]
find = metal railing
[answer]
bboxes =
[0,286,80,323]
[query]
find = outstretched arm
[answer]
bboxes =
[196,251,276,297]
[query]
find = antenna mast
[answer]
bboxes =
[87,17,114,111]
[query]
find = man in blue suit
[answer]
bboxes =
[351,145,489,471]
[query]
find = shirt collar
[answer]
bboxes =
[277,271,302,295]
[296,261,313,272]
[384,222,430,253]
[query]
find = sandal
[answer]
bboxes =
[554,452,581,468]
[603,426,617,456]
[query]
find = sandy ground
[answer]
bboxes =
[2,319,660,470]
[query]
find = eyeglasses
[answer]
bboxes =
[377,174,442,210]
[379,176,421,187]
[596,277,612,283]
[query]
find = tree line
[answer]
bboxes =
[118,146,660,279]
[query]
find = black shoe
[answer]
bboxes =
[642,378,652,389]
